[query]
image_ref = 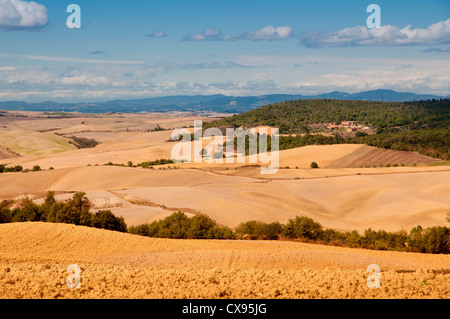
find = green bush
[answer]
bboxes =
[93,210,127,232]
[282,216,323,240]
[310,162,319,169]
[235,221,283,240]
[407,225,450,254]
[69,136,99,149]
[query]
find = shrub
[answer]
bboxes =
[344,230,362,248]
[69,136,99,149]
[207,226,236,240]
[236,221,283,240]
[3,165,23,173]
[10,197,40,222]
[310,162,319,169]
[0,200,12,223]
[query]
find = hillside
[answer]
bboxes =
[0,222,448,299]
[206,99,450,160]
[207,99,450,132]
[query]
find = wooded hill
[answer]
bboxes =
[205,99,450,160]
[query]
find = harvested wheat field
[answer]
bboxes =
[0,223,449,299]
[327,145,441,168]
[1,166,449,231]
[0,113,449,300]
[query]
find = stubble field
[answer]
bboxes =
[0,112,449,299]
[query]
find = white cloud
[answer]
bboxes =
[241,26,293,40]
[0,0,48,30]
[184,25,293,41]
[19,54,145,65]
[1,53,449,102]
[147,31,168,38]
[184,27,223,41]
[301,19,450,47]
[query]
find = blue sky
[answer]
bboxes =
[0,0,449,102]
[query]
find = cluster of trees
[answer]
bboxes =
[0,165,23,173]
[128,211,235,239]
[234,216,450,254]
[1,200,448,254]
[206,99,450,160]
[0,165,53,174]
[0,191,127,232]
[69,136,99,149]
[137,158,175,168]
[103,158,175,168]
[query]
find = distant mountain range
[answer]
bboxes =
[0,90,448,114]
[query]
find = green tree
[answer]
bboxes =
[66,192,91,213]
[156,211,190,239]
[310,162,319,169]
[282,216,323,240]
[10,197,40,222]
[187,215,216,239]
[93,210,127,232]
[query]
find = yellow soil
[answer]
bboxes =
[0,223,448,299]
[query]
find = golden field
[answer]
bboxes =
[0,222,449,299]
[0,111,449,299]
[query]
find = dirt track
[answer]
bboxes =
[0,223,448,299]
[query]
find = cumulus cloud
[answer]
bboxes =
[184,25,293,41]
[0,0,48,30]
[301,19,450,47]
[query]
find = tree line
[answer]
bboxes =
[1,194,448,254]
[130,211,450,254]
[0,191,127,232]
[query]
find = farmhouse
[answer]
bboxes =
[341,121,358,127]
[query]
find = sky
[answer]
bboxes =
[0,0,449,102]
